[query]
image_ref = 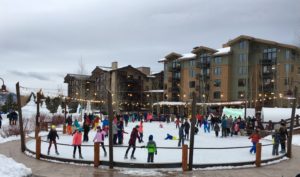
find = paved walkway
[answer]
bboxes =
[0,140,300,177]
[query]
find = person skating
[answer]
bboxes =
[272,128,280,156]
[138,120,144,143]
[124,125,140,159]
[93,126,107,157]
[183,119,190,140]
[214,123,220,137]
[145,135,157,163]
[178,124,185,147]
[249,129,261,154]
[47,125,59,155]
[279,122,288,153]
[72,128,83,159]
[83,121,90,142]
[66,116,73,135]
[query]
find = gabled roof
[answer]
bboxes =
[224,35,299,50]
[213,47,231,56]
[178,53,196,61]
[158,52,182,63]
[192,46,217,54]
[110,65,148,77]
[64,74,90,80]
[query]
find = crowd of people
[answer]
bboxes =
[45,111,292,162]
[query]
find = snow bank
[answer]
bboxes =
[0,154,32,177]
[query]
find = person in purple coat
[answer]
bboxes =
[124,125,140,159]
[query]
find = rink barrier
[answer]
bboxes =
[25,134,286,169]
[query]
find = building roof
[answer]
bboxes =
[224,35,299,50]
[178,53,196,61]
[65,74,90,80]
[110,65,148,77]
[213,47,231,56]
[192,46,217,54]
[96,66,112,72]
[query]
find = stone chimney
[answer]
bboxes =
[112,61,118,70]
[137,67,150,76]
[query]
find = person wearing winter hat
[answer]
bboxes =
[146,135,157,163]
[47,125,59,155]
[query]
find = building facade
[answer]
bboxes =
[159,35,300,114]
[64,62,164,113]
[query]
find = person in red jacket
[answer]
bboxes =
[124,125,140,159]
[249,129,261,154]
[72,128,83,159]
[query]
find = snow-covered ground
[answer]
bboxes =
[27,121,278,164]
[0,113,32,177]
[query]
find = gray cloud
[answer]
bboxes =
[1,0,300,92]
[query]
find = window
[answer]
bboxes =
[285,64,294,73]
[239,54,247,63]
[239,66,247,75]
[189,81,195,88]
[214,67,221,75]
[213,91,221,99]
[238,79,246,87]
[285,50,290,60]
[284,78,289,86]
[214,79,221,87]
[239,40,246,49]
[263,48,277,60]
[199,53,210,63]
[189,60,195,67]
[214,57,222,64]
[189,70,195,77]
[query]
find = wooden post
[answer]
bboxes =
[182,144,188,171]
[188,92,196,171]
[36,136,41,160]
[35,91,40,139]
[255,143,262,167]
[107,90,114,169]
[94,142,100,167]
[16,82,26,152]
[296,115,299,127]
[63,99,67,134]
[287,86,297,158]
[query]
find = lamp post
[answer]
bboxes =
[0,77,7,92]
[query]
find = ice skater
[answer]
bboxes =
[124,125,140,159]
[47,125,59,155]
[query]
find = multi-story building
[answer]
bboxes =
[64,62,164,113]
[159,35,300,115]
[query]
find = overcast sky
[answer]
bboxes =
[0,0,299,95]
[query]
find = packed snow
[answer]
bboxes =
[26,121,278,164]
[0,114,32,177]
[0,154,32,177]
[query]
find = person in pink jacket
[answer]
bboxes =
[138,120,144,143]
[72,128,83,159]
[93,126,107,156]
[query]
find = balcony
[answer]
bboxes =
[196,62,210,68]
[260,58,276,65]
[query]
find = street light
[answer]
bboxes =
[287,86,298,158]
[0,77,7,92]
